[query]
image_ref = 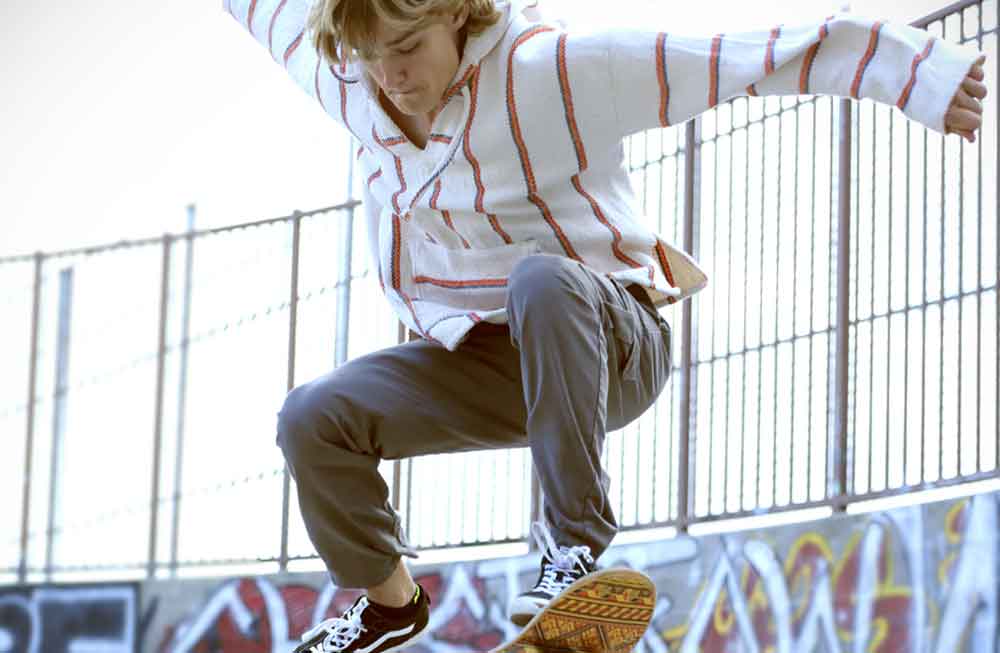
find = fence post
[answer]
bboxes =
[169,205,197,576]
[44,267,74,580]
[335,140,356,368]
[677,118,701,531]
[279,212,303,572]
[148,234,173,579]
[832,98,853,511]
[18,252,44,584]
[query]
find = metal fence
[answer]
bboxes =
[1,0,996,584]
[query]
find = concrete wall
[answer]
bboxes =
[1,491,997,652]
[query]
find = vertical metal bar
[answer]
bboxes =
[833,98,852,509]
[995,8,999,475]
[850,100,861,496]
[956,9,966,477]
[279,212,303,572]
[336,140,357,368]
[530,467,542,529]
[18,253,44,583]
[724,103,734,514]
[44,267,73,580]
[756,107,766,509]
[921,120,929,485]
[740,98,750,511]
[705,111,716,517]
[790,100,800,505]
[677,118,700,529]
[392,461,402,512]
[148,235,173,578]
[807,98,818,502]
[169,205,197,576]
[868,103,877,494]
[975,2,985,474]
[938,16,947,482]
[885,110,893,491]
[773,101,782,508]
[904,114,912,486]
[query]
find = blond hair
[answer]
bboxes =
[308,0,503,65]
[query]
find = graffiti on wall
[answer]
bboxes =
[155,493,999,653]
[0,583,138,653]
[0,493,996,652]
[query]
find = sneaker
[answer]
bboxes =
[509,521,598,626]
[295,584,430,653]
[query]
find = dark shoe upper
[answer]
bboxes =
[509,522,598,626]
[295,585,430,653]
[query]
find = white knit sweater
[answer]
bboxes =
[225,0,982,350]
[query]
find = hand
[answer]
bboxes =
[944,55,987,143]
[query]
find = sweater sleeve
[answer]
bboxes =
[597,13,984,139]
[224,0,355,130]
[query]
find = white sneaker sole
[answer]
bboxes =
[508,594,550,627]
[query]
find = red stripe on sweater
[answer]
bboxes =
[656,33,670,127]
[765,26,781,75]
[507,25,580,261]
[284,31,302,66]
[373,126,407,214]
[431,179,471,249]
[556,35,587,171]
[413,276,508,289]
[247,0,258,35]
[390,214,436,342]
[799,17,833,94]
[439,65,477,110]
[851,21,884,99]
[896,37,935,110]
[709,34,723,108]
[367,169,383,187]
[268,0,289,55]
[314,58,326,113]
[557,35,643,270]
[464,69,514,244]
[654,241,677,287]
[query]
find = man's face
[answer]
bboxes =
[363,10,468,118]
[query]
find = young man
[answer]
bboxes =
[223,0,987,651]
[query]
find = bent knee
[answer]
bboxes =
[508,254,580,303]
[276,379,346,464]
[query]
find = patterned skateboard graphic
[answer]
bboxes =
[494,569,655,653]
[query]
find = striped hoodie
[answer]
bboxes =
[224,0,982,350]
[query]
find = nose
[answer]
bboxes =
[376,58,407,91]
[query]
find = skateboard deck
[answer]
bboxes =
[493,568,656,653]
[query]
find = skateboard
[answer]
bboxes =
[494,568,656,653]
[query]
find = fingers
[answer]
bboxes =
[946,106,982,131]
[953,87,983,114]
[963,75,988,100]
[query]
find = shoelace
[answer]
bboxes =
[530,521,595,595]
[300,596,369,652]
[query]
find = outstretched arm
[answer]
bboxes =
[565,13,987,142]
[224,0,355,131]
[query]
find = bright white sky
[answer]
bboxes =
[0,0,945,257]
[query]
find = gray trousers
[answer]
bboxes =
[276,254,673,588]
